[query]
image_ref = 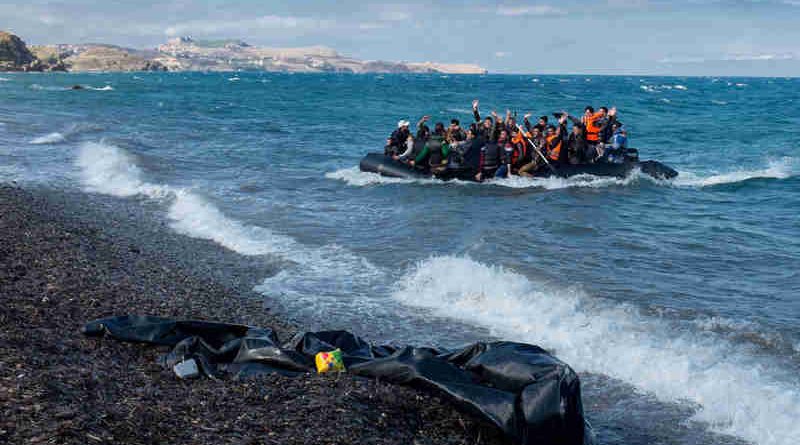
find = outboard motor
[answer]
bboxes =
[623,148,639,162]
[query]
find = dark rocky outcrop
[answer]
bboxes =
[0,31,36,71]
[0,31,67,71]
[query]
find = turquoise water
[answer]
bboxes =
[1,72,799,445]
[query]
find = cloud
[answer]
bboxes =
[658,52,797,64]
[495,51,510,58]
[358,22,386,30]
[496,4,566,16]
[164,15,330,37]
[378,10,410,21]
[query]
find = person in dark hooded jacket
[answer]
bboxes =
[563,114,590,164]
[476,129,510,181]
[411,122,449,172]
[385,119,411,155]
[472,99,500,142]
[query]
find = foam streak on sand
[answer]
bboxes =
[392,256,800,445]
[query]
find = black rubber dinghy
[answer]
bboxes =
[359,152,678,181]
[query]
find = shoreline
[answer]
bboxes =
[0,184,506,444]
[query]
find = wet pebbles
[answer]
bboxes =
[0,184,506,445]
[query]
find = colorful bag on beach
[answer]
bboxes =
[315,349,345,373]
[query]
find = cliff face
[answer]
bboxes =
[0,31,36,71]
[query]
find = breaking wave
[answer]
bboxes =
[392,255,800,445]
[76,141,383,317]
[329,158,796,191]
[327,166,645,190]
[325,166,433,186]
[30,132,66,145]
[77,142,170,198]
[673,158,796,188]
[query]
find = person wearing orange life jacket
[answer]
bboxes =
[508,128,530,174]
[544,113,569,164]
[582,106,608,162]
[518,126,546,177]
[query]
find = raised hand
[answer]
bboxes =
[472,99,479,110]
[609,107,617,117]
[524,113,532,120]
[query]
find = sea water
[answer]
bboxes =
[1,72,799,445]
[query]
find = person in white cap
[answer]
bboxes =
[384,119,411,156]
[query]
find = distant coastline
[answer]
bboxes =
[0,32,487,74]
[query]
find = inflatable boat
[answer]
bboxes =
[359,150,678,181]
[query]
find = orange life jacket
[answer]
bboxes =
[585,112,603,142]
[547,134,562,161]
[511,133,529,165]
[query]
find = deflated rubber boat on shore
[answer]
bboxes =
[359,151,678,181]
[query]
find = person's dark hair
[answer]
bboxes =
[484,116,493,123]
[585,106,595,113]
[600,106,609,113]
[539,116,548,123]
[451,119,460,125]
[434,122,446,135]
[547,124,557,131]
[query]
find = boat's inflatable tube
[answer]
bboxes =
[359,153,678,181]
[359,153,432,179]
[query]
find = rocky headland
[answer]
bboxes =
[0,31,486,74]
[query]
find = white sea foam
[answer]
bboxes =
[76,141,382,308]
[445,108,473,115]
[30,132,66,145]
[87,85,114,91]
[489,173,640,189]
[325,166,433,186]
[29,84,64,91]
[0,77,9,82]
[392,255,800,445]
[327,166,643,190]
[674,84,688,90]
[76,141,170,198]
[673,158,795,188]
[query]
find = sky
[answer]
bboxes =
[1,0,799,76]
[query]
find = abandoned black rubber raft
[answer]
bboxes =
[359,150,678,181]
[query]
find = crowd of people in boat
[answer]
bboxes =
[384,99,629,181]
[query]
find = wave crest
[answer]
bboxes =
[392,255,800,445]
[30,132,66,145]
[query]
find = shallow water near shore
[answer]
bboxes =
[1,72,799,445]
